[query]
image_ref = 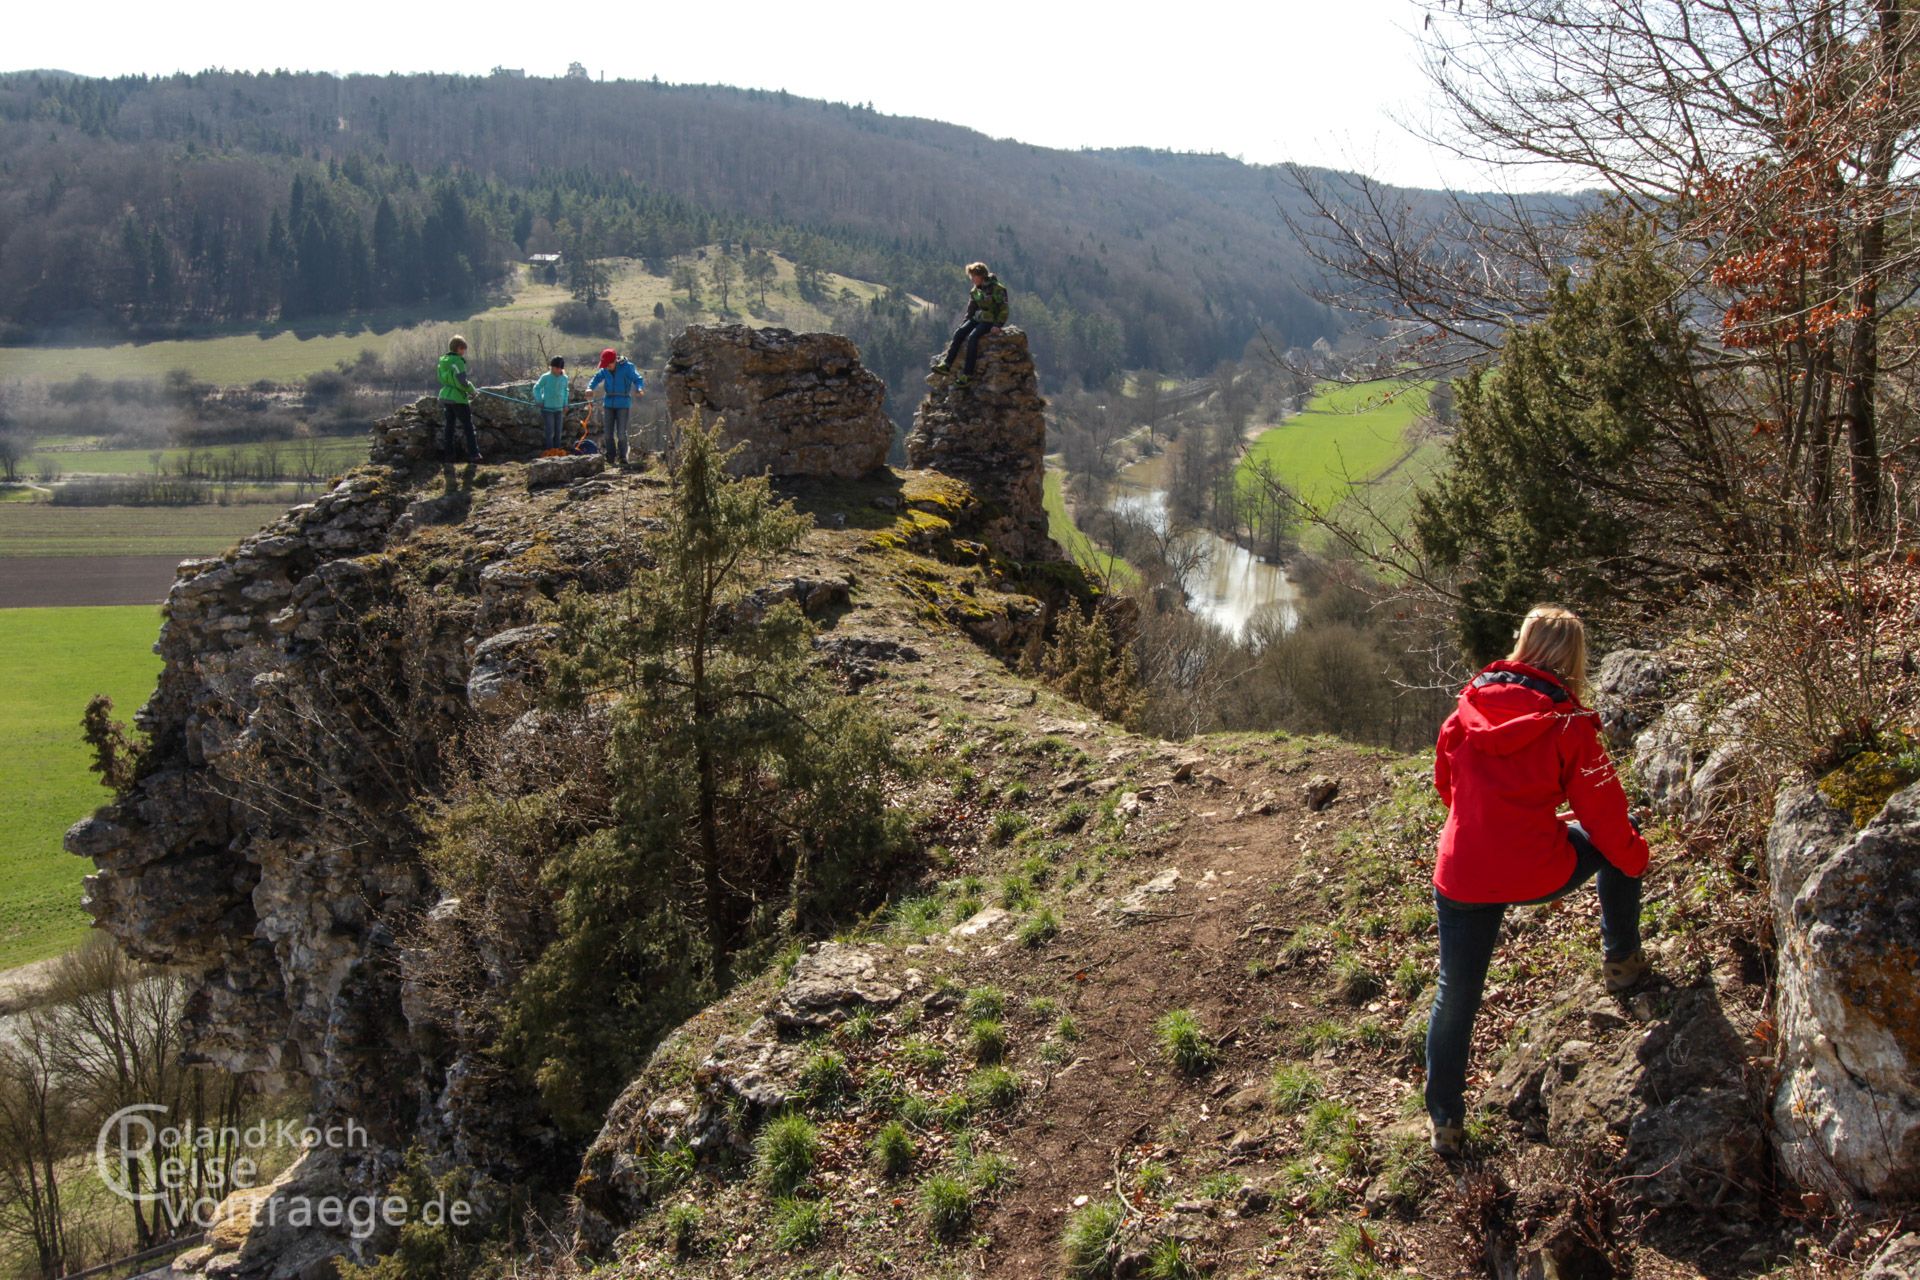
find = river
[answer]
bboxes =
[1109,449,1298,639]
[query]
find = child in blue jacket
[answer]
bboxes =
[532,357,572,450]
[588,348,645,465]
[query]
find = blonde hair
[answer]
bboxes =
[448,335,467,353]
[966,261,990,278]
[1508,604,1589,703]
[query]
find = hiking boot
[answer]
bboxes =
[929,360,952,375]
[953,374,971,388]
[1603,947,1649,994]
[1430,1118,1464,1160]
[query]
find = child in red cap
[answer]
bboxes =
[588,348,645,465]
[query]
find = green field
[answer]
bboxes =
[0,252,910,387]
[0,329,412,385]
[1238,380,1433,511]
[25,434,365,478]
[0,504,283,557]
[1043,469,1139,588]
[0,607,164,968]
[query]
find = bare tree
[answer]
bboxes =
[1292,0,1920,549]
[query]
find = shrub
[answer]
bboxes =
[1391,956,1427,1000]
[770,1195,828,1250]
[1331,954,1382,1004]
[871,1120,916,1178]
[900,1036,947,1073]
[1018,907,1061,949]
[935,1091,974,1129]
[1303,1099,1367,1174]
[1268,1062,1322,1112]
[991,812,1029,844]
[920,1173,975,1242]
[963,1149,1016,1192]
[1061,1201,1126,1279]
[799,1048,850,1104]
[860,1064,905,1114]
[1153,1009,1219,1076]
[798,1043,852,1105]
[644,1140,695,1195]
[1053,800,1092,834]
[840,1006,881,1043]
[1134,1160,1170,1196]
[755,1112,820,1193]
[962,986,1006,1020]
[663,1203,703,1258]
[549,298,622,337]
[968,1065,1022,1111]
[968,1018,1008,1064]
[1144,1236,1200,1280]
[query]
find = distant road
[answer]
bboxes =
[0,556,181,607]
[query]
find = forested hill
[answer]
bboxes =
[0,70,1371,383]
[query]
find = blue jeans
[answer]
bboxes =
[541,409,565,450]
[1424,823,1642,1127]
[943,320,995,376]
[603,405,631,461]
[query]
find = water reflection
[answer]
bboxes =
[1108,483,1298,639]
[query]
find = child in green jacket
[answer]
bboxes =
[436,336,479,462]
[930,262,1009,387]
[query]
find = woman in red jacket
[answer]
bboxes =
[1425,605,1651,1158]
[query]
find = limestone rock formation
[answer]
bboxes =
[574,942,918,1248]
[906,328,1058,563]
[369,385,550,466]
[1491,981,1764,1213]
[1768,781,1920,1204]
[1591,647,1675,751]
[663,324,891,478]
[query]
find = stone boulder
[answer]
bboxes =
[369,386,550,467]
[906,328,1059,563]
[1592,647,1675,752]
[1491,982,1764,1212]
[770,942,904,1031]
[466,623,561,715]
[1768,780,1920,1204]
[1866,1234,1920,1279]
[1631,693,1762,824]
[526,453,605,490]
[663,325,891,478]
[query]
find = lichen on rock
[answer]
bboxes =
[906,328,1058,563]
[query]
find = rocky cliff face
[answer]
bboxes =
[1769,782,1920,1205]
[906,328,1057,563]
[664,324,892,478]
[1596,644,1920,1211]
[61,329,1065,1277]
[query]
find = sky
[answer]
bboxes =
[2,0,1507,191]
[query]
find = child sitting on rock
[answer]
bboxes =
[930,262,1009,388]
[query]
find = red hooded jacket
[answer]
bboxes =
[1433,659,1649,903]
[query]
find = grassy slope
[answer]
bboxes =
[0,254,907,387]
[1239,380,1433,505]
[0,606,162,968]
[24,435,366,478]
[0,504,285,557]
[1043,470,1139,589]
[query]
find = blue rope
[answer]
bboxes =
[473,387,598,410]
